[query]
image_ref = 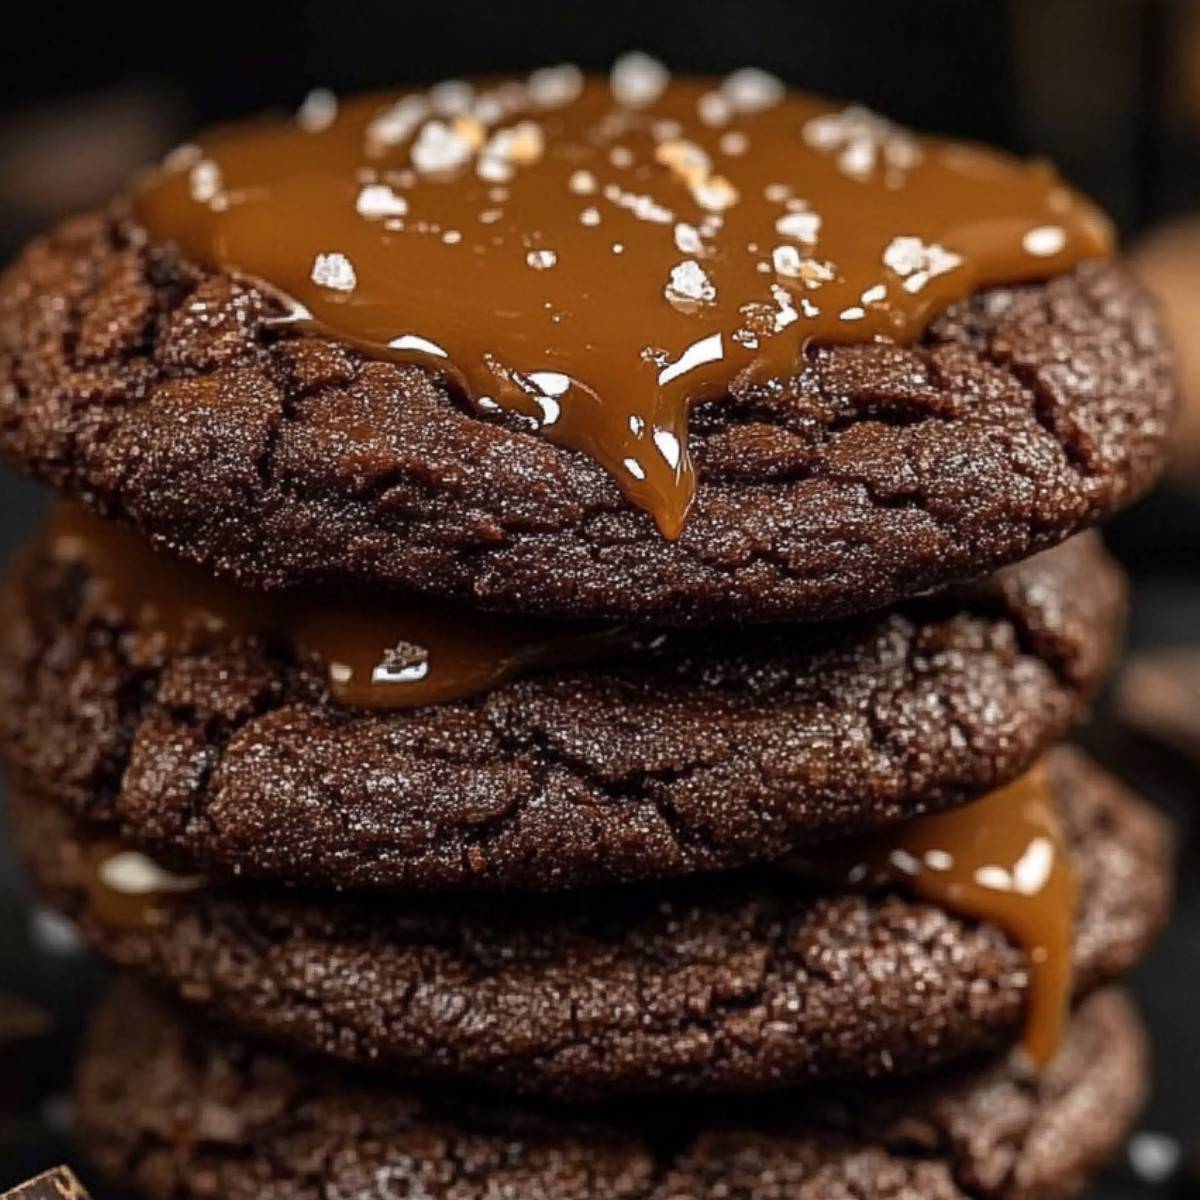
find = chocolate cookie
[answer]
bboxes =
[75,981,1146,1200]
[17,750,1169,1100]
[0,212,1174,625]
[0,523,1124,892]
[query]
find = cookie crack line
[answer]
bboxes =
[74,983,1147,1200]
[0,528,1125,893]
[16,747,1171,1103]
[0,212,1174,623]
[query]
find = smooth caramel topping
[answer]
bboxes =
[132,60,1113,538]
[835,765,1077,1069]
[49,506,646,708]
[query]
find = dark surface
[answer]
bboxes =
[0,218,1176,625]
[0,526,1124,893]
[75,982,1145,1200]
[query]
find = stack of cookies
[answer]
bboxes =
[0,59,1178,1200]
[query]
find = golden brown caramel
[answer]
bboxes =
[84,842,204,931]
[49,506,645,708]
[132,61,1112,537]
[836,765,1076,1069]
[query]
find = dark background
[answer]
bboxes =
[2,1,1200,1195]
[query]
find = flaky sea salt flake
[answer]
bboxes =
[528,64,584,108]
[163,143,202,173]
[803,105,922,181]
[429,79,475,116]
[356,183,408,218]
[365,95,429,151]
[698,91,732,127]
[775,211,821,244]
[1023,225,1067,257]
[655,139,712,187]
[477,157,514,183]
[471,93,507,126]
[411,119,476,174]
[692,175,739,212]
[797,258,835,288]
[604,184,674,224]
[311,252,357,292]
[569,170,597,195]
[476,122,544,181]
[611,52,670,108]
[770,284,800,332]
[722,68,784,113]
[772,245,804,277]
[674,223,704,255]
[882,236,962,289]
[189,160,222,203]
[297,88,338,132]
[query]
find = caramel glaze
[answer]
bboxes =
[132,61,1113,538]
[48,506,647,709]
[830,764,1076,1069]
[84,842,205,932]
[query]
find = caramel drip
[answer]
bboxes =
[84,842,205,931]
[49,506,645,708]
[837,765,1077,1068]
[132,63,1113,538]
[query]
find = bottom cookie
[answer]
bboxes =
[77,982,1144,1200]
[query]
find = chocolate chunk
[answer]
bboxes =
[1,1168,90,1200]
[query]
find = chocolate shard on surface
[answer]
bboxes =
[1,1167,91,1200]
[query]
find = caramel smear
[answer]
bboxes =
[132,58,1113,538]
[84,841,205,931]
[49,506,647,708]
[835,765,1077,1069]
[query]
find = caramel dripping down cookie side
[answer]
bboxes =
[132,59,1113,537]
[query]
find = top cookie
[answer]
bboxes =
[0,63,1175,622]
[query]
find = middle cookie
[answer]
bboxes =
[0,509,1123,892]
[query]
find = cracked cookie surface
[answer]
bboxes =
[22,750,1170,1100]
[76,981,1146,1200]
[0,212,1175,624]
[0,530,1124,891]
